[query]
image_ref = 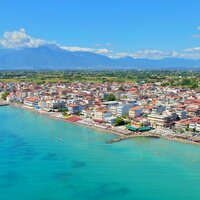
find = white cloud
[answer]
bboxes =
[132,49,178,59]
[183,47,200,52]
[115,50,178,59]
[1,28,200,59]
[60,46,93,52]
[178,47,200,59]
[96,48,112,54]
[0,29,113,56]
[60,46,112,56]
[59,41,200,59]
[0,28,48,48]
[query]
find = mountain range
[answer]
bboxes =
[0,44,200,70]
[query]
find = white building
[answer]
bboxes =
[129,106,143,118]
[24,97,40,108]
[94,107,112,122]
[108,101,137,116]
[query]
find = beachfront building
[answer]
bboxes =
[131,117,150,128]
[6,93,17,102]
[38,99,66,111]
[6,91,26,103]
[93,107,112,122]
[175,119,190,129]
[82,109,93,118]
[196,122,200,132]
[188,118,200,132]
[38,100,48,110]
[24,97,40,108]
[189,121,196,130]
[109,101,137,116]
[67,104,82,114]
[147,114,172,127]
[129,106,143,119]
[46,99,66,109]
[104,116,116,124]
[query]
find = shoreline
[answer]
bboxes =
[7,103,200,145]
[9,103,121,136]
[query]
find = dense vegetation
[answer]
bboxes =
[0,70,199,89]
[104,93,116,101]
[1,92,9,100]
[114,116,130,126]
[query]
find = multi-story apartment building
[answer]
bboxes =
[24,97,40,108]
[147,114,172,127]
[67,104,82,114]
[93,107,112,122]
[129,106,143,118]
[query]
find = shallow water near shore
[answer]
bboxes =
[1,106,200,200]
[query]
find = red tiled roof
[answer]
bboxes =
[65,116,81,122]
[96,107,109,113]
[130,106,141,111]
[25,97,40,102]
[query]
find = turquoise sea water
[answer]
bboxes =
[1,106,200,200]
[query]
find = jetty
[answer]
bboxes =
[106,136,129,144]
[106,133,160,144]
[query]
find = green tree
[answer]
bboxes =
[1,92,9,100]
[58,108,69,116]
[114,117,126,126]
[105,93,116,101]
[121,114,128,119]
[185,124,189,131]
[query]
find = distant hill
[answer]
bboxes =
[0,45,200,70]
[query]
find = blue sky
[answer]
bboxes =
[0,0,200,59]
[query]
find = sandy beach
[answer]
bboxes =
[8,103,200,145]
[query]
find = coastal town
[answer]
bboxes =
[1,80,200,144]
